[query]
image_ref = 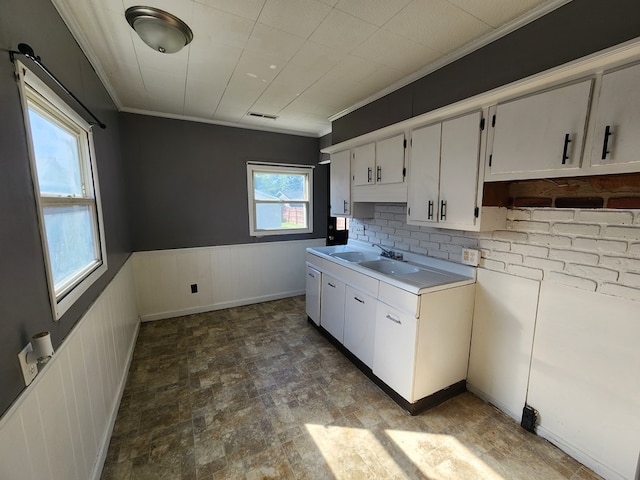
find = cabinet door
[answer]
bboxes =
[320,275,346,342]
[407,123,441,224]
[305,265,321,326]
[329,150,351,216]
[376,134,405,185]
[352,143,375,186]
[372,301,417,400]
[489,79,592,178]
[439,111,482,228]
[344,286,376,368]
[590,62,640,168]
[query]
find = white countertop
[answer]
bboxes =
[306,240,476,295]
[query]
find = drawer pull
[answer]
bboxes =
[367,167,372,183]
[386,314,401,325]
[440,200,447,220]
[376,165,382,182]
[601,125,613,160]
[308,273,315,278]
[327,282,336,288]
[354,296,364,304]
[428,200,433,220]
[562,133,571,165]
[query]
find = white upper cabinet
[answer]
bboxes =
[375,134,406,185]
[408,111,503,231]
[589,62,640,169]
[351,142,375,186]
[486,79,593,181]
[329,150,351,217]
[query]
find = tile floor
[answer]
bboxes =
[101,296,602,480]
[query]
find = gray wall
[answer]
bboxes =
[119,113,326,251]
[332,0,640,143]
[0,0,131,415]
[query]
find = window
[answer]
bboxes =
[17,62,107,320]
[247,163,313,236]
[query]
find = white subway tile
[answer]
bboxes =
[598,283,640,301]
[529,233,572,247]
[576,210,634,225]
[532,209,575,221]
[551,223,600,236]
[511,243,549,258]
[549,249,599,265]
[605,226,640,240]
[546,272,597,291]
[565,264,619,283]
[572,237,627,253]
[507,264,543,281]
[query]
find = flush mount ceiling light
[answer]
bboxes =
[125,6,193,54]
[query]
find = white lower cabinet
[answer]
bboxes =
[305,265,321,326]
[372,301,417,400]
[343,286,377,368]
[320,274,346,342]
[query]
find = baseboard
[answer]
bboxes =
[465,383,523,423]
[140,290,305,322]
[91,318,141,480]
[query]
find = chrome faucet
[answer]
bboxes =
[373,243,403,261]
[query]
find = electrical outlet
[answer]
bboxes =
[18,343,38,386]
[462,248,480,266]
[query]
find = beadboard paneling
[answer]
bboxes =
[133,239,325,321]
[0,258,139,480]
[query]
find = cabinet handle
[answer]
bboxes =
[428,201,433,220]
[343,199,348,213]
[386,314,401,325]
[308,273,315,278]
[367,167,372,183]
[440,200,447,220]
[562,133,571,165]
[376,165,382,182]
[601,125,613,160]
[327,282,336,288]
[354,297,364,304]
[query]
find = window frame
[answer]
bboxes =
[246,162,314,237]
[16,60,108,320]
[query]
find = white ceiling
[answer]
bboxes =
[52,0,567,136]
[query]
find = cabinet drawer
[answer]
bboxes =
[322,260,379,296]
[378,282,419,317]
[306,252,322,270]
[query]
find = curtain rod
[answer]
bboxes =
[247,161,315,169]
[9,43,107,129]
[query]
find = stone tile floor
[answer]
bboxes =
[101,296,602,480]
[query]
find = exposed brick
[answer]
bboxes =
[512,197,553,208]
[388,220,404,228]
[621,271,640,288]
[531,209,575,221]
[409,246,429,255]
[507,264,543,281]
[554,197,604,209]
[493,231,528,242]
[546,272,597,291]
[600,256,640,273]
[430,233,452,243]
[598,283,640,302]
[605,226,640,240]
[410,231,432,241]
[382,227,395,235]
[573,238,627,253]
[378,213,395,220]
[630,243,640,256]
[419,240,440,250]
[528,234,572,247]
[441,244,463,254]
[524,256,565,271]
[549,249,599,265]
[506,209,532,221]
[509,220,550,232]
[429,250,449,260]
[478,239,511,251]
[576,210,634,225]
[450,236,479,248]
[551,223,600,236]
[389,235,406,243]
[511,244,549,257]
[480,259,506,271]
[395,229,411,237]
[565,264,619,283]
[485,251,523,265]
[607,197,640,209]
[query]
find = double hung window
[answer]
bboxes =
[247,163,313,236]
[17,61,107,319]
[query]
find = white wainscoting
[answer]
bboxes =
[133,239,326,321]
[0,258,139,480]
[528,282,640,480]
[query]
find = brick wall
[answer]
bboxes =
[350,204,640,302]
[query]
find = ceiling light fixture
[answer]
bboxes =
[125,6,193,54]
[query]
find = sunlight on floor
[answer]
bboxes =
[305,423,504,479]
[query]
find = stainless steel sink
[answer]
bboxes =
[359,259,420,275]
[330,251,382,262]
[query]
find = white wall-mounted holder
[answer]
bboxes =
[18,331,54,386]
